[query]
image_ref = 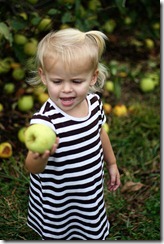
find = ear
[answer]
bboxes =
[90,69,99,86]
[38,68,47,86]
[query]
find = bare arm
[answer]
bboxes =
[100,127,120,191]
[25,138,59,174]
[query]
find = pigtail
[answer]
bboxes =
[85,30,108,58]
[85,31,109,93]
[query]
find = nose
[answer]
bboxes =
[62,81,72,93]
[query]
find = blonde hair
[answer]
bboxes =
[26,28,109,92]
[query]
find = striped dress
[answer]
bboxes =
[27,93,110,240]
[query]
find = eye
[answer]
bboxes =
[72,80,83,84]
[51,80,62,84]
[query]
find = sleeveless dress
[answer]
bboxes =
[27,93,110,240]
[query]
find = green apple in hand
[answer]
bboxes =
[25,124,57,154]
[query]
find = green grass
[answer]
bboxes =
[0,86,160,240]
[104,91,160,240]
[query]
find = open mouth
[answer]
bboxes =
[60,97,75,106]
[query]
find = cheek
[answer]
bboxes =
[76,83,89,93]
[47,84,59,97]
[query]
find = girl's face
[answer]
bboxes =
[39,56,98,117]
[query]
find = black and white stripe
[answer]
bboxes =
[27,93,110,240]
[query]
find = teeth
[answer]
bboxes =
[62,98,73,100]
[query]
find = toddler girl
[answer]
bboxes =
[25,28,120,240]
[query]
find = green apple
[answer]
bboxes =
[12,67,25,80]
[0,103,4,112]
[14,34,28,45]
[146,73,159,86]
[103,19,116,33]
[105,81,114,92]
[145,38,154,49]
[88,0,101,10]
[0,60,11,73]
[18,127,27,143]
[124,16,132,25]
[17,95,34,112]
[25,124,56,153]
[140,78,155,92]
[152,22,160,30]
[37,18,52,32]
[60,24,70,30]
[3,83,15,94]
[23,41,37,56]
[19,12,28,20]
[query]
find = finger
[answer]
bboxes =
[32,152,40,159]
[109,174,116,186]
[42,150,51,159]
[107,178,120,192]
[55,137,60,145]
[50,137,60,154]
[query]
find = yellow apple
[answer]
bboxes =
[113,104,128,117]
[37,93,49,104]
[0,142,12,158]
[103,103,112,114]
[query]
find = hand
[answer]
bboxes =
[31,137,59,161]
[107,164,121,192]
[25,138,59,174]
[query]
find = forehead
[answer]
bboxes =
[43,52,95,74]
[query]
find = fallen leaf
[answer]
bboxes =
[121,181,144,193]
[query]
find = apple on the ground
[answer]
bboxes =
[12,67,25,80]
[25,124,57,154]
[0,142,12,158]
[105,81,114,92]
[103,103,112,114]
[139,78,155,92]
[113,104,128,117]
[18,127,27,143]
[17,95,34,112]
[3,83,15,94]
[37,92,49,104]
